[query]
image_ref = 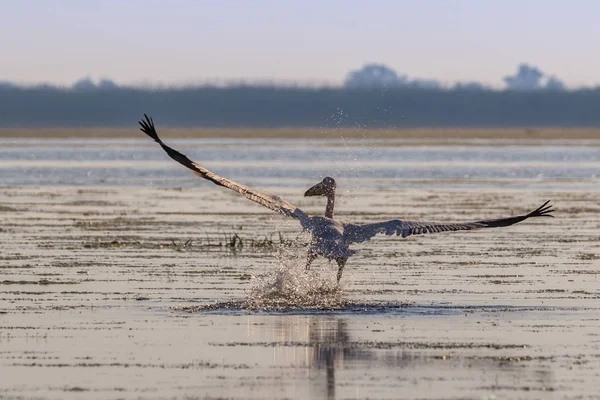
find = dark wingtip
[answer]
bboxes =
[529,200,555,218]
[138,114,161,143]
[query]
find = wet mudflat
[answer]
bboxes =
[1,138,600,399]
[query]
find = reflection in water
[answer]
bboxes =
[309,319,350,400]
[271,317,360,400]
[263,315,555,400]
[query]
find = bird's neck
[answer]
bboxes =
[325,192,335,219]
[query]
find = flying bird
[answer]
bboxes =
[138,115,555,283]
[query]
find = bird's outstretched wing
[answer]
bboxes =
[343,201,554,244]
[138,114,308,222]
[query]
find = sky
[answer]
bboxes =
[2,0,599,89]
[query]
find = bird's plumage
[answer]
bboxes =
[343,200,553,243]
[139,114,555,282]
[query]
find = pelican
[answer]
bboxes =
[138,115,555,283]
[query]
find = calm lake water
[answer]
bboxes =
[1,138,599,190]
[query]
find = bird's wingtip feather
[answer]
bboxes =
[138,114,161,143]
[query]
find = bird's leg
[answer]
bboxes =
[306,251,318,270]
[335,258,347,283]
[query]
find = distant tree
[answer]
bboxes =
[454,81,487,91]
[72,77,97,91]
[504,64,544,90]
[545,76,566,91]
[345,64,407,89]
[0,81,15,88]
[98,78,119,90]
[408,79,442,90]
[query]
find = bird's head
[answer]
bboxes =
[304,176,336,197]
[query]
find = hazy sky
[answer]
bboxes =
[2,0,599,88]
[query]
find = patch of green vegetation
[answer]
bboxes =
[454,261,481,265]
[1,279,79,285]
[83,240,129,249]
[167,230,294,252]
[64,387,88,392]
[52,262,77,268]
[0,264,34,269]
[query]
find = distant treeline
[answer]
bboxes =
[1,85,600,128]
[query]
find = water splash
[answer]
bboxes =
[244,246,348,310]
[172,242,351,313]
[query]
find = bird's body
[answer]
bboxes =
[138,115,555,282]
[304,216,354,259]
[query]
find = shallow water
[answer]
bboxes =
[1,138,600,399]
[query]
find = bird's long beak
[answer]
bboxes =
[304,181,328,197]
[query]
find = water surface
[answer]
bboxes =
[1,138,599,399]
[1,138,599,190]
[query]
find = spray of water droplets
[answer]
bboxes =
[244,247,348,310]
[173,234,352,312]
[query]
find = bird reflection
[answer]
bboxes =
[310,318,350,400]
[273,316,375,400]
[269,315,555,400]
